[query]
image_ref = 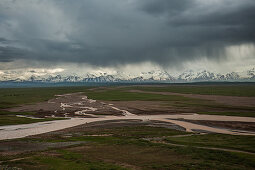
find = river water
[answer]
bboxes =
[1,113,255,140]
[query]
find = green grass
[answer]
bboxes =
[198,111,255,117]
[1,85,254,109]
[10,136,255,169]
[86,89,226,111]
[69,126,189,139]
[1,86,255,169]
[0,87,90,126]
[3,126,255,169]
[86,89,195,101]
[0,110,66,126]
[130,85,255,97]
[170,145,255,170]
[1,86,255,123]
[0,115,67,126]
[0,87,92,109]
[98,126,189,138]
[0,110,35,116]
[4,150,126,170]
[22,126,189,144]
[165,133,255,153]
[4,144,255,170]
[86,88,255,117]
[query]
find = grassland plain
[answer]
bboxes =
[1,85,255,169]
[0,112,66,126]
[1,85,255,126]
[127,85,255,97]
[0,87,92,125]
[0,87,92,109]
[164,133,255,153]
[85,89,197,101]
[1,125,255,169]
[1,85,254,108]
[85,87,255,117]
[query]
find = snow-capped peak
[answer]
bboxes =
[1,68,255,82]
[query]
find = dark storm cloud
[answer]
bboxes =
[0,37,8,42]
[0,0,254,67]
[0,46,26,62]
[138,0,193,15]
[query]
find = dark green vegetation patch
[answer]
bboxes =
[2,125,255,170]
[130,85,255,97]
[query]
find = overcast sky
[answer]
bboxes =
[0,0,255,74]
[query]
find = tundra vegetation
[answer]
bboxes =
[0,84,255,169]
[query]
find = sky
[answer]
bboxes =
[0,0,255,76]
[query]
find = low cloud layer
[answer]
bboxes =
[0,0,254,68]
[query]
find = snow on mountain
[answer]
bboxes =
[178,70,197,81]
[81,69,174,82]
[178,70,218,81]
[177,69,255,82]
[1,68,255,82]
[195,70,217,81]
[247,68,255,79]
[225,72,240,80]
[139,70,175,81]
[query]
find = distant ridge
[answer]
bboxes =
[0,68,255,83]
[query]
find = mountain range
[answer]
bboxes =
[1,68,255,83]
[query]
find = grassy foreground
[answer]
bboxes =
[165,133,255,153]
[1,126,255,170]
